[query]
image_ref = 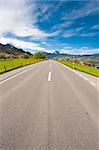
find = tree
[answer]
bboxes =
[0,54,7,59]
[22,53,30,58]
[33,52,47,59]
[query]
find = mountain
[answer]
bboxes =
[0,43,32,58]
[0,43,99,61]
[44,51,71,59]
[44,51,99,61]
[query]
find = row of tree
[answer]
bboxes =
[0,52,48,60]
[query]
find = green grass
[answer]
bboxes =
[58,60,99,77]
[0,58,43,74]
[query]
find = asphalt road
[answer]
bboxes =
[0,60,98,150]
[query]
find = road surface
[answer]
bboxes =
[0,60,98,150]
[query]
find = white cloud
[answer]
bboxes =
[63,1,99,21]
[0,0,54,39]
[37,2,62,23]
[0,0,32,33]
[1,37,98,55]
[63,27,83,37]
[64,32,76,38]
[13,25,49,38]
[0,37,46,52]
[91,25,99,30]
[41,41,47,45]
[77,47,99,55]
[60,46,99,55]
[51,21,73,32]
[80,32,99,37]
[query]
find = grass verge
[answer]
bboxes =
[58,60,99,77]
[0,58,43,74]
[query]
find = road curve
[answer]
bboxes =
[0,60,98,150]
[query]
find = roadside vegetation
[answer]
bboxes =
[58,60,99,77]
[0,52,47,74]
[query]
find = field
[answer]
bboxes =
[0,58,42,74]
[58,60,99,77]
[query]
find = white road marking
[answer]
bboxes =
[83,77,88,80]
[57,62,97,88]
[0,65,39,85]
[73,71,77,73]
[48,72,52,82]
[79,74,83,77]
[77,73,97,87]
[90,82,96,86]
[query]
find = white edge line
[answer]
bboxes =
[79,74,83,77]
[90,82,96,86]
[58,61,97,87]
[48,71,51,82]
[83,77,88,80]
[0,65,39,85]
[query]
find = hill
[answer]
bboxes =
[0,43,32,58]
[0,43,99,62]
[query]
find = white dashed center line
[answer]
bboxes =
[48,72,52,82]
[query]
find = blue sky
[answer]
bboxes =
[0,0,99,54]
